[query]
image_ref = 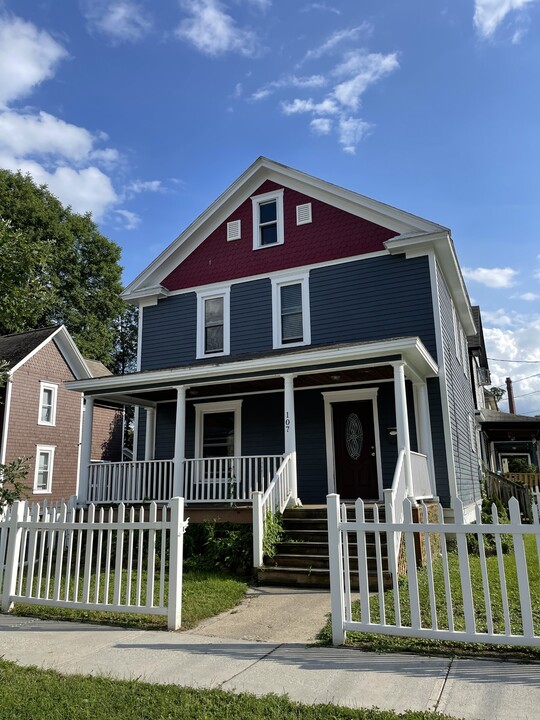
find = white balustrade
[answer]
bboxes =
[252,453,293,567]
[87,460,174,504]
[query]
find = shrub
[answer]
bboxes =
[183,522,252,575]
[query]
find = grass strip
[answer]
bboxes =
[319,535,540,662]
[12,570,247,630]
[0,658,459,720]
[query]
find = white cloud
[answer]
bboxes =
[251,74,327,101]
[462,266,518,288]
[128,179,164,194]
[116,209,141,229]
[83,1,153,43]
[332,50,399,110]
[481,308,514,326]
[518,292,540,301]
[176,0,259,57]
[483,312,540,415]
[244,0,271,9]
[277,48,398,153]
[0,16,67,107]
[338,116,371,154]
[474,0,536,39]
[303,25,372,62]
[301,3,341,14]
[310,117,332,134]
[0,111,94,161]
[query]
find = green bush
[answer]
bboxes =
[183,522,252,574]
[467,496,513,556]
[262,511,283,559]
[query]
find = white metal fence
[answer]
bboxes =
[328,493,540,647]
[0,497,187,630]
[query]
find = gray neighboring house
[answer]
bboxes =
[67,157,481,520]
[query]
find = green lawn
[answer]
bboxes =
[0,659,458,720]
[12,570,247,630]
[319,535,540,661]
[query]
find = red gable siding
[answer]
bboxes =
[162,180,398,291]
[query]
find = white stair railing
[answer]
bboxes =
[252,453,293,567]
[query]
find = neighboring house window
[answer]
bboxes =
[38,382,58,426]
[34,445,55,493]
[196,287,230,358]
[469,415,477,454]
[461,327,470,378]
[251,189,284,249]
[271,273,311,349]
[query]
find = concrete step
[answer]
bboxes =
[257,566,392,591]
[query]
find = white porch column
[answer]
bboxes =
[173,386,187,497]
[283,374,299,502]
[79,395,94,503]
[392,362,413,498]
[144,407,156,461]
[414,381,436,496]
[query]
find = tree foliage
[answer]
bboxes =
[0,362,29,509]
[0,169,128,368]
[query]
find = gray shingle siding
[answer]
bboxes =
[436,263,481,508]
[230,280,273,354]
[310,255,437,359]
[141,294,197,371]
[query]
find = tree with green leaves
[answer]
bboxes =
[0,169,130,369]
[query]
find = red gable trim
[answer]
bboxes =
[162,180,397,291]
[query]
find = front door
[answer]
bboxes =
[332,400,379,499]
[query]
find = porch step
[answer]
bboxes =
[257,504,390,591]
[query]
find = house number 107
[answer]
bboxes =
[285,412,290,432]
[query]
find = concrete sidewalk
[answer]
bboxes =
[1,614,540,718]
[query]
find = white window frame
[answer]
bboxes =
[251,189,284,250]
[196,286,230,359]
[194,400,242,458]
[271,272,311,349]
[38,382,58,426]
[34,445,55,494]
[451,300,462,365]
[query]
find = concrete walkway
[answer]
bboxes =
[1,612,540,719]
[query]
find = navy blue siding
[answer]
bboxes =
[141,294,196,370]
[310,255,437,360]
[231,280,273,354]
[427,377,450,506]
[436,265,481,508]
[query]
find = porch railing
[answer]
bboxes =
[252,453,294,567]
[88,460,174,504]
[183,455,282,504]
[504,473,540,489]
[87,455,282,505]
[410,451,431,499]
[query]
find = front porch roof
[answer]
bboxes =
[66,336,438,401]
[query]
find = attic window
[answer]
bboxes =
[227,220,241,241]
[296,203,312,225]
[251,189,284,249]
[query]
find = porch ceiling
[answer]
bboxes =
[106,366,396,404]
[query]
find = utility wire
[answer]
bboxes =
[513,389,540,399]
[488,357,540,363]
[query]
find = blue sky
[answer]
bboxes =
[1,0,539,414]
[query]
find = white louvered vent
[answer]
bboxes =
[227,219,241,241]
[296,203,312,226]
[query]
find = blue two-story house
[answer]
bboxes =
[68,157,481,531]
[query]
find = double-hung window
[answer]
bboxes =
[34,445,55,493]
[272,273,311,349]
[38,382,57,426]
[251,189,284,249]
[196,287,230,358]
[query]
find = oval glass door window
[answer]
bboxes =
[345,413,363,460]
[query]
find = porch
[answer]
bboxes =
[72,337,441,515]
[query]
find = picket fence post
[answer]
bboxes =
[2,501,25,612]
[252,491,264,568]
[168,496,185,631]
[327,493,346,646]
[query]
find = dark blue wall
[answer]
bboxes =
[141,293,196,370]
[230,280,272,354]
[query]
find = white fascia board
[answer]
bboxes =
[385,231,476,336]
[123,157,448,302]
[10,326,91,380]
[122,285,170,305]
[65,337,438,395]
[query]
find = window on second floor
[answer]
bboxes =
[38,382,57,426]
[196,287,230,359]
[251,189,284,249]
[271,274,311,349]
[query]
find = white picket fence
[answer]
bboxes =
[328,493,540,647]
[0,497,188,630]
